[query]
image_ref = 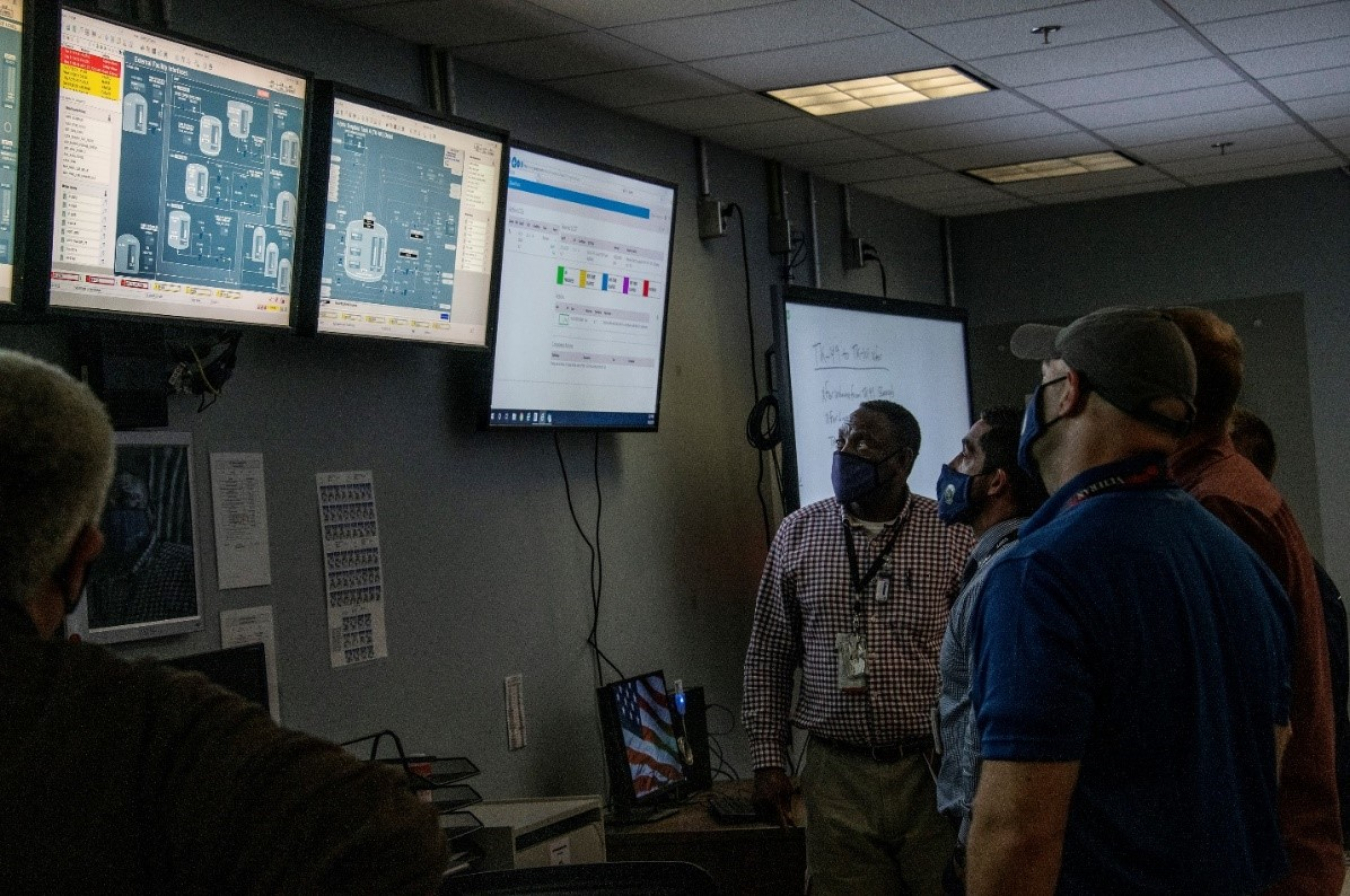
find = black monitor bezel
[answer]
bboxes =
[293,81,510,352]
[1,0,60,319]
[480,140,679,433]
[595,668,686,814]
[32,5,316,332]
[771,283,973,512]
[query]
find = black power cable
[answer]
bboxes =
[553,431,623,686]
[862,243,889,298]
[728,204,776,547]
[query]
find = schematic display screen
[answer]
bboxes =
[49,10,307,327]
[0,0,25,304]
[316,95,504,347]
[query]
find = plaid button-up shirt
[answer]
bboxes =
[743,492,974,769]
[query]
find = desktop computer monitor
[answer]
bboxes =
[47,9,310,328]
[596,670,685,820]
[298,83,508,348]
[162,642,269,712]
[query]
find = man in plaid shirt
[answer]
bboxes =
[743,400,974,896]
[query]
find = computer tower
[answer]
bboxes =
[672,685,712,793]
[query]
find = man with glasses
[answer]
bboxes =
[744,400,974,896]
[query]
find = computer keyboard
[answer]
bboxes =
[707,794,760,824]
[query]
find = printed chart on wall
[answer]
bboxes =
[776,287,972,510]
[316,470,387,668]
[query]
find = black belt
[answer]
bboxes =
[813,733,932,763]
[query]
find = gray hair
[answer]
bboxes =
[0,350,116,607]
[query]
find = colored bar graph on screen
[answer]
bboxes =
[555,265,659,299]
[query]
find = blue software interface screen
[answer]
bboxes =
[0,0,23,304]
[489,147,675,429]
[50,11,306,327]
[317,97,503,346]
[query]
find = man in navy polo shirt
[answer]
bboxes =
[965,307,1294,895]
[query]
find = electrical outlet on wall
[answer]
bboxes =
[505,674,526,751]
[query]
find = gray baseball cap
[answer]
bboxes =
[1010,306,1197,436]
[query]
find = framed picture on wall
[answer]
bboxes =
[67,432,204,643]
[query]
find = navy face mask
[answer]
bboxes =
[935,464,985,525]
[832,448,902,506]
[1017,375,1069,480]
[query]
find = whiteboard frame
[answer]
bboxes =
[771,284,973,512]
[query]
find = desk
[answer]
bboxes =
[604,781,805,896]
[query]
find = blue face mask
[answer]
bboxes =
[831,449,901,506]
[1017,375,1068,480]
[935,464,984,525]
[103,507,152,558]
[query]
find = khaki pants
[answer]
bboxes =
[801,735,954,896]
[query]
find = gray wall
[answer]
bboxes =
[0,0,947,800]
[951,170,1350,584]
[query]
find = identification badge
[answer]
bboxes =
[876,574,891,603]
[835,631,868,693]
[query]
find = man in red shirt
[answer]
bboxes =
[1168,307,1343,895]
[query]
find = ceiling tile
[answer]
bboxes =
[822,90,1042,136]
[1181,157,1344,186]
[543,64,737,108]
[1195,2,1350,54]
[1231,36,1350,79]
[919,132,1110,171]
[1165,0,1333,25]
[998,168,1178,198]
[812,155,942,184]
[863,171,985,197]
[1126,123,1320,163]
[695,116,850,150]
[1058,83,1268,130]
[1155,140,1336,178]
[1263,66,1350,103]
[523,0,785,29]
[874,112,1080,154]
[1096,103,1295,146]
[971,30,1212,88]
[452,31,668,80]
[626,92,793,131]
[852,0,1084,30]
[1311,115,1350,137]
[1333,136,1350,154]
[1286,94,1350,120]
[336,0,581,45]
[606,0,893,62]
[688,30,951,90]
[767,137,900,168]
[1019,59,1241,108]
[912,0,1180,61]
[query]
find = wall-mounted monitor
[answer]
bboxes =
[46,9,309,328]
[485,144,677,431]
[0,0,59,311]
[772,285,972,511]
[295,83,507,347]
[596,670,685,821]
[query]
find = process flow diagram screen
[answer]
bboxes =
[50,10,306,327]
[488,147,677,429]
[0,0,25,304]
[316,95,504,346]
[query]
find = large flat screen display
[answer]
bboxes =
[487,145,676,430]
[49,10,307,327]
[773,285,972,511]
[312,88,507,347]
[0,0,29,304]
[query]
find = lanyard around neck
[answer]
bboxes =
[843,519,902,599]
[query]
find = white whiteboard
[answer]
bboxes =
[778,293,972,509]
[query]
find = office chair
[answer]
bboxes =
[439,861,718,895]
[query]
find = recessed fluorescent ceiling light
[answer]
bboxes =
[966,152,1138,184]
[766,67,990,116]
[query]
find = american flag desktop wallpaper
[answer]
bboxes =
[612,672,684,798]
